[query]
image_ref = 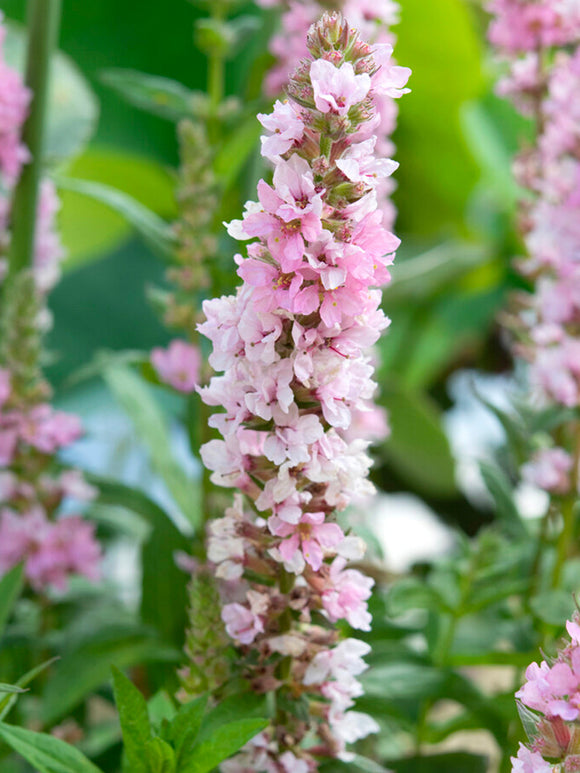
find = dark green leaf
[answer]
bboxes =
[380,382,457,498]
[41,627,179,724]
[0,564,24,638]
[0,658,59,721]
[111,666,152,773]
[0,722,103,773]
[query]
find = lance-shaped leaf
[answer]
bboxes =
[0,722,103,773]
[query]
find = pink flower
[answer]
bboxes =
[222,591,269,645]
[151,339,201,393]
[263,405,324,466]
[310,60,371,116]
[522,447,573,494]
[270,511,344,572]
[510,743,552,772]
[258,100,304,161]
[0,15,30,183]
[20,405,82,454]
[0,508,101,592]
[321,557,374,630]
[0,367,10,407]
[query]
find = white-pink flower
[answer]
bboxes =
[310,59,371,115]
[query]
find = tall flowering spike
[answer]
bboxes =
[198,13,409,770]
[255,0,410,231]
[0,13,101,593]
[511,615,580,771]
[487,0,580,500]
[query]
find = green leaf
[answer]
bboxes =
[101,69,195,121]
[58,148,177,269]
[530,590,575,627]
[213,114,261,190]
[145,737,176,773]
[0,658,59,721]
[194,17,260,60]
[461,101,520,208]
[169,694,208,764]
[386,578,448,617]
[182,718,268,773]
[111,666,152,773]
[195,691,268,745]
[0,685,26,695]
[0,564,24,638]
[349,755,392,773]
[0,723,103,773]
[362,662,446,704]
[56,175,175,260]
[148,691,176,730]
[102,365,201,530]
[380,382,457,498]
[3,23,98,163]
[478,461,526,538]
[385,242,488,304]
[41,626,179,724]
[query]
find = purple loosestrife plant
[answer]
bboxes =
[0,12,101,594]
[256,0,409,232]
[487,1,580,769]
[197,12,409,771]
[488,0,580,494]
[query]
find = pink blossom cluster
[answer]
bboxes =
[0,14,65,295]
[0,368,102,592]
[488,1,580,500]
[512,616,580,771]
[0,12,30,184]
[198,13,409,770]
[0,13,100,593]
[256,0,409,232]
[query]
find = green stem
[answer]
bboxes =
[7,0,62,279]
[552,496,576,588]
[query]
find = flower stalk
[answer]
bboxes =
[7,0,61,280]
[197,12,409,769]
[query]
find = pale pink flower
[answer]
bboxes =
[321,557,374,630]
[151,339,201,393]
[310,59,371,115]
[258,100,304,161]
[511,743,552,772]
[270,511,344,571]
